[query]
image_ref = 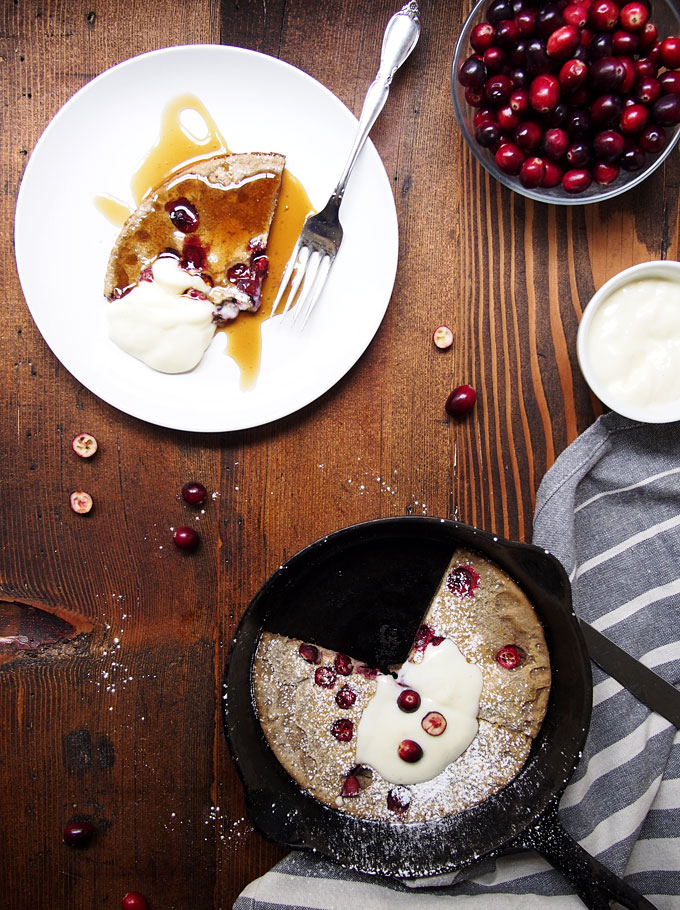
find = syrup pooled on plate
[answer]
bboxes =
[98,94,313,387]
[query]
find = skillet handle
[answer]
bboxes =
[511,801,658,910]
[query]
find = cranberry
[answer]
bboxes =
[594,129,625,161]
[660,37,680,69]
[562,167,593,192]
[496,18,520,47]
[563,3,588,29]
[516,9,537,36]
[433,324,454,349]
[70,491,93,515]
[447,564,480,596]
[618,57,636,93]
[397,689,421,713]
[421,711,448,736]
[510,88,530,113]
[387,786,412,813]
[72,433,98,458]
[335,685,357,708]
[459,54,488,89]
[593,161,620,184]
[397,739,423,763]
[121,895,148,910]
[334,653,353,675]
[495,644,523,668]
[314,666,336,688]
[515,120,543,150]
[445,383,477,417]
[612,28,639,56]
[471,22,496,51]
[487,0,513,25]
[536,4,564,38]
[484,45,507,73]
[588,32,613,60]
[165,197,199,233]
[588,0,619,31]
[639,21,658,52]
[620,143,646,170]
[653,94,680,126]
[559,58,587,92]
[466,88,486,109]
[591,93,623,128]
[519,155,546,187]
[541,160,564,186]
[298,643,319,664]
[618,1,648,32]
[636,56,658,80]
[525,38,551,75]
[180,240,205,271]
[640,123,667,152]
[414,624,435,651]
[497,104,521,130]
[486,73,514,104]
[546,24,580,59]
[659,71,680,96]
[542,127,570,160]
[530,73,560,111]
[565,107,593,138]
[341,775,361,797]
[331,718,354,742]
[620,103,648,134]
[566,140,593,167]
[476,121,503,149]
[589,57,626,92]
[181,481,207,505]
[63,821,95,847]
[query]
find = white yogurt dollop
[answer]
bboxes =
[586,276,680,413]
[355,639,482,786]
[107,256,216,373]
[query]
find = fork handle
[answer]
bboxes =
[332,1,420,202]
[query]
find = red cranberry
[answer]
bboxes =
[487,0,514,25]
[298,643,320,664]
[495,644,523,668]
[588,0,619,31]
[498,104,521,130]
[516,9,537,36]
[121,895,147,910]
[471,22,496,52]
[563,3,588,28]
[496,18,520,47]
[635,77,660,106]
[546,24,580,59]
[510,88,530,114]
[476,121,503,149]
[165,197,199,233]
[591,93,623,128]
[639,21,658,52]
[620,143,646,170]
[63,821,95,847]
[593,129,625,161]
[458,54,488,89]
[566,140,593,167]
[541,160,564,186]
[515,120,543,150]
[445,383,477,417]
[485,73,514,104]
[180,240,205,271]
[331,718,354,742]
[483,45,507,73]
[640,124,667,152]
[659,71,680,96]
[525,38,551,75]
[620,103,648,134]
[314,666,336,688]
[530,73,560,112]
[612,28,639,56]
[559,58,587,93]
[341,775,361,797]
[421,711,448,736]
[542,127,569,160]
[536,4,564,38]
[520,155,546,187]
[387,786,412,813]
[653,94,680,126]
[181,481,207,505]
[397,739,423,763]
[660,37,680,69]
[335,685,357,708]
[334,653,353,676]
[593,161,620,184]
[397,689,421,713]
[589,57,626,93]
[446,564,480,596]
[619,1,648,32]
[172,526,199,551]
[562,168,592,192]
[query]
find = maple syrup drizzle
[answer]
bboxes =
[96,94,313,387]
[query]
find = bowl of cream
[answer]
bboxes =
[577,260,680,423]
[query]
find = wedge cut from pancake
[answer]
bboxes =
[104,152,285,321]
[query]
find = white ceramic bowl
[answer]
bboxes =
[577,260,680,422]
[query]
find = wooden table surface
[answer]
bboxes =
[2,0,679,907]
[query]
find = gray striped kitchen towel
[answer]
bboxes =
[234,411,680,910]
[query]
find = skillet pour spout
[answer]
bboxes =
[223,517,658,909]
[514,802,658,910]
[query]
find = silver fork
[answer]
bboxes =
[270,1,421,329]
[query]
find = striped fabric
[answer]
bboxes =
[234,412,680,910]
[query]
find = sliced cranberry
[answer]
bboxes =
[495,644,523,668]
[396,689,421,713]
[398,739,423,763]
[72,433,98,459]
[446,564,480,597]
[298,643,319,664]
[334,653,353,676]
[387,786,412,814]
[331,718,354,742]
[335,685,357,709]
[341,776,361,798]
[314,666,337,688]
[70,491,93,515]
[165,197,199,233]
[421,711,447,736]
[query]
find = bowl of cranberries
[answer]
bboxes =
[452,0,680,203]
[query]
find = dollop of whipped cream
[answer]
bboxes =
[107,256,216,373]
[355,639,483,786]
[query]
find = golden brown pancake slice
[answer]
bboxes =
[104,152,285,321]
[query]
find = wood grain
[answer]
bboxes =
[1,0,679,907]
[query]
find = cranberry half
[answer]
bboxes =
[495,644,522,668]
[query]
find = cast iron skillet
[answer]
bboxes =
[223,517,656,910]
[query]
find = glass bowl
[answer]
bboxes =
[451,0,680,205]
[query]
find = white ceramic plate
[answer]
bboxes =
[14,45,399,432]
